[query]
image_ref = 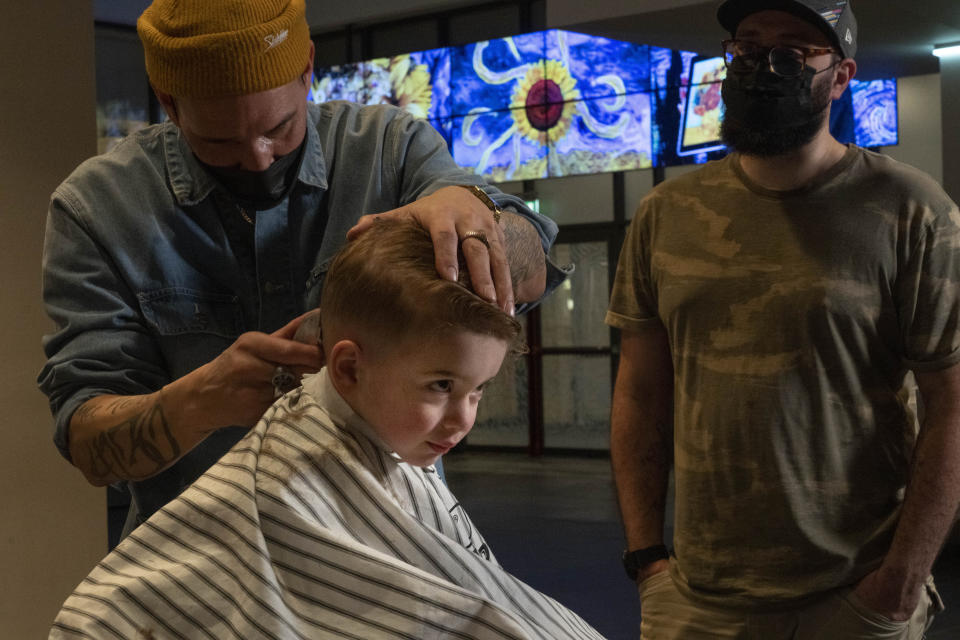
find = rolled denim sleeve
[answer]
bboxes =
[38,186,170,461]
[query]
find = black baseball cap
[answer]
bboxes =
[717,0,857,59]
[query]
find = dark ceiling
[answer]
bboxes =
[567,1,960,81]
[95,1,960,81]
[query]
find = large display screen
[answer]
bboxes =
[850,78,899,147]
[308,48,451,121]
[677,56,728,158]
[310,31,899,181]
[445,31,661,179]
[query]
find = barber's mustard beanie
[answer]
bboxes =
[137,0,311,98]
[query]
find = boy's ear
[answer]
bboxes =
[328,339,361,391]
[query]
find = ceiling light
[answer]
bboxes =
[933,42,960,58]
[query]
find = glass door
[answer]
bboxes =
[538,239,613,451]
[471,230,620,454]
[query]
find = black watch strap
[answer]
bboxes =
[622,544,669,581]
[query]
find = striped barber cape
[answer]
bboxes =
[51,370,606,640]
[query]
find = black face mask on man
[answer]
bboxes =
[199,137,306,211]
[720,64,834,156]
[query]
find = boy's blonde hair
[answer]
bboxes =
[320,218,525,355]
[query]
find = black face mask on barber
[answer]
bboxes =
[720,64,824,131]
[200,137,306,211]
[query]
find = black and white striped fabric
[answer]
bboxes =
[51,371,605,639]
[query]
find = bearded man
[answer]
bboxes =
[606,1,960,638]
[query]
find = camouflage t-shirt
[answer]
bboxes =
[606,145,960,609]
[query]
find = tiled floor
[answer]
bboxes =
[444,451,960,640]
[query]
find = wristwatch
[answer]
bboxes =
[622,544,669,581]
[459,184,503,224]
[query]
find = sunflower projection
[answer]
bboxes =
[543,32,656,177]
[310,48,450,121]
[449,32,554,181]
[309,29,898,182]
[449,31,657,180]
[511,59,581,145]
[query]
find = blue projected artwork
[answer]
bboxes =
[310,30,899,181]
[548,92,653,177]
[547,31,653,99]
[850,79,898,147]
[452,107,548,182]
[447,31,657,179]
[449,32,548,120]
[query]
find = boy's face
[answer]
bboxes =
[354,330,509,467]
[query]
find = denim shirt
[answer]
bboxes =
[39,101,564,524]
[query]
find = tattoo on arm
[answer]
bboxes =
[72,400,99,424]
[83,402,181,482]
[502,214,542,289]
[108,397,140,415]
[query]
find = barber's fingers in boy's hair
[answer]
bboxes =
[346,186,514,316]
[459,224,512,313]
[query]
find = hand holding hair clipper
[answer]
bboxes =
[272,308,322,397]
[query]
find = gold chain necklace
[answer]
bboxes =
[238,206,254,225]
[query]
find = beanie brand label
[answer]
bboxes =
[265,29,289,51]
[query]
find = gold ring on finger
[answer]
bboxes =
[461,230,490,250]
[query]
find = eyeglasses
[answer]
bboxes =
[721,39,837,78]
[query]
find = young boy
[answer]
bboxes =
[51,219,604,640]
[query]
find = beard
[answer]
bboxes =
[720,71,834,157]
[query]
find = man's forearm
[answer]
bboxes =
[611,386,672,549]
[501,210,547,302]
[610,328,675,551]
[65,322,324,486]
[69,390,191,486]
[67,363,227,486]
[879,400,960,584]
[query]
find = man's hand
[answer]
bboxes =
[178,311,324,430]
[852,568,923,622]
[68,311,324,486]
[348,185,518,314]
[852,361,960,623]
[636,558,670,592]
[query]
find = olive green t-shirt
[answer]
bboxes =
[606,146,960,609]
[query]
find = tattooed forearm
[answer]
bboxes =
[108,396,141,415]
[72,400,100,424]
[502,211,544,292]
[81,401,181,482]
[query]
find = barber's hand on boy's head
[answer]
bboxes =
[347,186,513,315]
